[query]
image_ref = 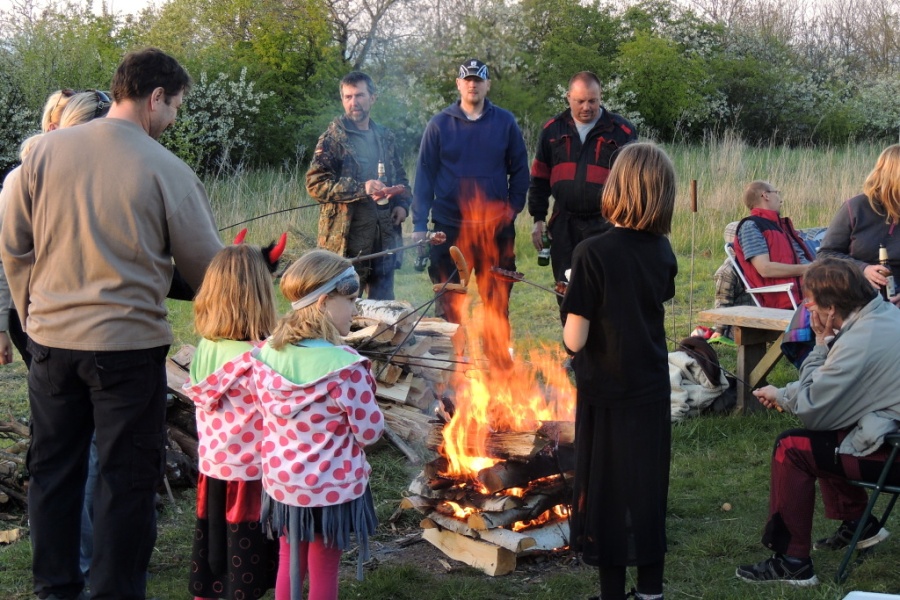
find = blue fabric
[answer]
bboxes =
[797,226,827,255]
[412,99,529,230]
[781,304,814,367]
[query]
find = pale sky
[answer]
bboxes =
[0,0,157,16]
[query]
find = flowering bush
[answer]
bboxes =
[0,72,38,176]
[852,76,900,141]
[161,67,274,174]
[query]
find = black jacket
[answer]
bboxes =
[528,108,637,221]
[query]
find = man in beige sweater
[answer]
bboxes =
[0,48,223,600]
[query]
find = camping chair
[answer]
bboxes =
[724,243,798,309]
[836,432,900,583]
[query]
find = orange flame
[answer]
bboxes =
[511,504,570,532]
[439,187,575,482]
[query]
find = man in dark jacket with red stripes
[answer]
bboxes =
[527,71,637,299]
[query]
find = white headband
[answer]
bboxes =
[290,266,358,310]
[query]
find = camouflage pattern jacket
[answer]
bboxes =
[306,115,411,255]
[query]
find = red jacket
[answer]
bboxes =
[733,208,813,309]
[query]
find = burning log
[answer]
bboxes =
[467,483,569,531]
[426,425,556,463]
[518,519,570,553]
[475,448,574,494]
[536,420,575,446]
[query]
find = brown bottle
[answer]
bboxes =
[879,245,896,299]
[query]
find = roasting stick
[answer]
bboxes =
[491,267,784,412]
[351,231,447,263]
[489,266,564,297]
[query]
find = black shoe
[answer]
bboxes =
[814,517,889,551]
[735,554,819,586]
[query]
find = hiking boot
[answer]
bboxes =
[814,517,889,551]
[735,554,819,586]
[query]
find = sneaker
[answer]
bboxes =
[814,517,889,551]
[735,554,819,586]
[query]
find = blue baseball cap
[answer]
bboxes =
[458,59,489,80]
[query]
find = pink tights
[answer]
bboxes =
[274,536,342,600]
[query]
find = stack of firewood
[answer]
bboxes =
[0,420,28,513]
[162,299,465,480]
[398,421,576,575]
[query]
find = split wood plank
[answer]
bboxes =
[422,514,536,554]
[375,373,413,404]
[422,526,517,576]
[0,528,22,544]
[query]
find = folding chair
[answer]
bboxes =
[836,432,900,582]
[724,243,798,309]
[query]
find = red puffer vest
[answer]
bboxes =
[733,208,813,309]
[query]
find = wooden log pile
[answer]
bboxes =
[0,419,29,513]
[161,300,467,477]
[399,426,575,576]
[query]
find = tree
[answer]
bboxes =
[519,0,623,116]
[613,32,713,141]
[0,0,127,110]
[138,0,343,165]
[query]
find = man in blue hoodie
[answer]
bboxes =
[412,59,529,344]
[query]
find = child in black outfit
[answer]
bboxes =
[561,142,678,600]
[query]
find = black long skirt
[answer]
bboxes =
[189,475,278,599]
[569,396,671,567]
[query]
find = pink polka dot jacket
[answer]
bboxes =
[253,344,384,508]
[184,339,266,482]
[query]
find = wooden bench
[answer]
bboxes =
[697,306,794,413]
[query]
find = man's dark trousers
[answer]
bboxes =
[27,341,168,600]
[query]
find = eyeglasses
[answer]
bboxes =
[90,90,112,119]
[764,189,781,195]
[51,88,111,121]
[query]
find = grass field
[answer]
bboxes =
[2,138,898,599]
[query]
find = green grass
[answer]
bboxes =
[2,140,898,598]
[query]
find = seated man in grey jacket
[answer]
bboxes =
[736,257,900,587]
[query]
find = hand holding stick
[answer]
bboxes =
[753,385,784,412]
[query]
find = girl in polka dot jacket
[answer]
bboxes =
[253,249,383,600]
[183,244,282,600]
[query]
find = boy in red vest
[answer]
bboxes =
[732,181,814,309]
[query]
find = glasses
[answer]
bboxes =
[803,298,816,310]
[90,90,112,119]
[764,189,781,195]
[51,88,111,121]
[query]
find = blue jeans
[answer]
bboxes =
[80,434,99,582]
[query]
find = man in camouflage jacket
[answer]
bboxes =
[307,71,411,299]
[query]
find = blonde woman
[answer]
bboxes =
[254,249,383,600]
[819,144,900,302]
[1,90,110,366]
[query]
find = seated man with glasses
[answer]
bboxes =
[737,257,900,585]
[732,180,815,309]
